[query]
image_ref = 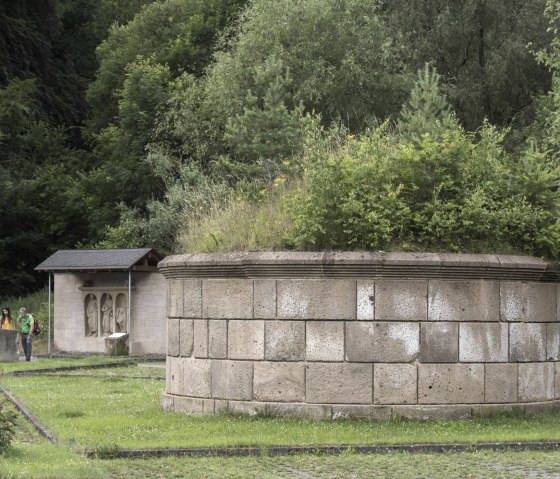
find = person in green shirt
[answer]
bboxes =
[17,307,34,361]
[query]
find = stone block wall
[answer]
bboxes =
[159,252,560,419]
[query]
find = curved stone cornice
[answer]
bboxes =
[158,252,560,282]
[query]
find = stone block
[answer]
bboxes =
[375,280,427,321]
[266,403,332,419]
[228,320,264,360]
[183,279,202,319]
[254,280,276,319]
[277,280,356,320]
[332,405,391,420]
[174,396,215,415]
[208,320,227,359]
[168,280,183,318]
[547,323,560,361]
[471,404,525,417]
[105,333,128,356]
[306,363,373,404]
[306,321,344,361]
[428,280,499,322]
[459,323,508,362]
[253,362,305,402]
[346,322,419,363]
[264,321,305,361]
[418,364,484,404]
[509,323,546,362]
[166,356,183,396]
[357,281,374,320]
[556,363,560,399]
[202,279,253,319]
[393,405,472,420]
[419,322,458,363]
[224,401,265,416]
[212,360,253,400]
[518,363,554,402]
[524,401,560,415]
[193,319,208,358]
[167,318,179,357]
[184,358,212,398]
[179,319,194,357]
[0,330,18,361]
[374,363,417,405]
[161,393,174,411]
[484,363,518,403]
[500,282,557,322]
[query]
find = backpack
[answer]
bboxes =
[32,316,40,335]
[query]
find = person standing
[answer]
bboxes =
[1,307,15,330]
[17,307,33,361]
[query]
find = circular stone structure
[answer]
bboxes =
[158,252,560,419]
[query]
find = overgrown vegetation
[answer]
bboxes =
[3,0,560,296]
[0,401,16,454]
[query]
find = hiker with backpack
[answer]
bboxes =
[17,307,34,361]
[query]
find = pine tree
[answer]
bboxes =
[398,64,458,143]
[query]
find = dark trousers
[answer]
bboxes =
[21,333,32,361]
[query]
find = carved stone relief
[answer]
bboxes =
[82,288,129,338]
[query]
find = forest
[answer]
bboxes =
[2,0,560,296]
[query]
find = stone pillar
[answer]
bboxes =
[0,330,19,361]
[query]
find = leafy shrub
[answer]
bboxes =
[0,401,16,454]
[284,122,560,256]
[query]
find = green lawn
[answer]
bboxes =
[3,361,560,478]
[0,356,133,374]
[2,365,560,451]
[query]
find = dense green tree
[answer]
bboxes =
[381,0,552,130]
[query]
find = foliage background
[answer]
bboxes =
[2,0,560,296]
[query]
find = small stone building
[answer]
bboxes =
[35,248,166,355]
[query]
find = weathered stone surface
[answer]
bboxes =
[509,323,546,362]
[223,400,265,416]
[166,356,183,395]
[346,322,419,362]
[212,360,253,400]
[167,318,179,357]
[179,319,194,357]
[546,323,560,361]
[484,363,518,403]
[174,396,215,415]
[331,405,391,420]
[357,281,374,320]
[500,282,557,322]
[183,279,202,319]
[428,280,499,322]
[393,405,472,420]
[168,280,184,318]
[161,393,174,411]
[277,280,356,320]
[266,403,332,419]
[193,319,208,358]
[0,330,18,361]
[471,404,525,417]
[105,333,128,356]
[254,280,277,319]
[459,323,508,362]
[203,279,253,319]
[306,321,344,361]
[184,358,212,398]
[208,320,227,359]
[306,363,373,404]
[418,364,484,404]
[518,363,554,402]
[374,363,417,405]
[264,321,305,361]
[375,280,427,321]
[228,320,264,360]
[556,363,560,399]
[419,322,458,363]
[253,362,305,402]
